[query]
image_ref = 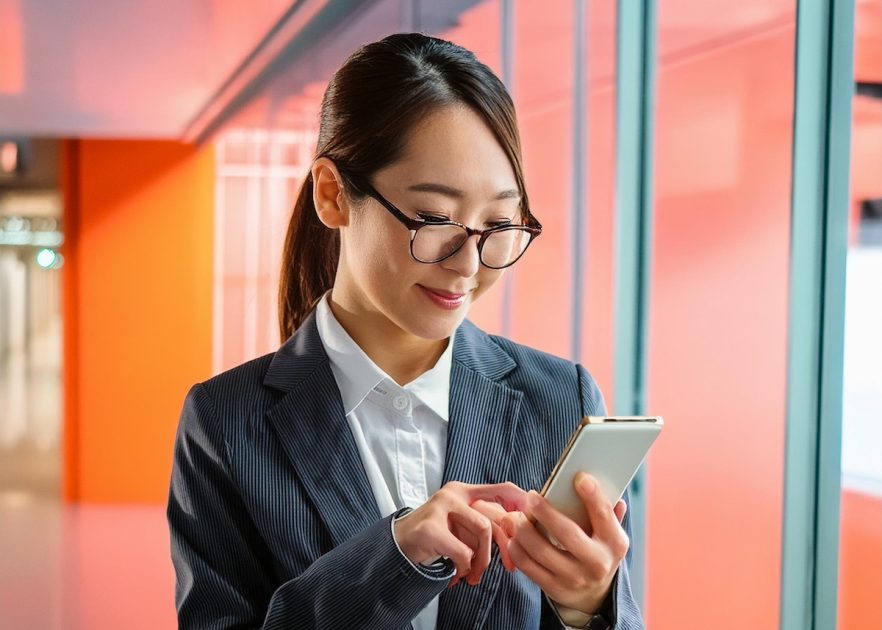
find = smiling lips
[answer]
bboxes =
[419,285,470,310]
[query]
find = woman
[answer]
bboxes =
[168,33,643,630]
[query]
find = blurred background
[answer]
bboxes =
[0,0,879,628]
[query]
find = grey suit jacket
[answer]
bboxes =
[168,310,645,629]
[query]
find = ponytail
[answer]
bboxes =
[277,174,339,341]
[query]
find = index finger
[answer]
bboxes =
[471,499,508,525]
[471,500,517,572]
[460,482,529,512]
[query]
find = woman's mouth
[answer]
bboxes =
[418,285,468,310]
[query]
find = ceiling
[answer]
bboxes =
[0,0,879,141]
[0,0,294,138]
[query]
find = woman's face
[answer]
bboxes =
[334,104,522,342]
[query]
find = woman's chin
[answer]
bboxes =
[405,312,467,341]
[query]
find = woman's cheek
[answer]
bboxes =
[471,268,504,302]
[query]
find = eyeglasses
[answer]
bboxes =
[345,177,542,270]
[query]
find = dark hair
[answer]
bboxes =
[278,32,530,341]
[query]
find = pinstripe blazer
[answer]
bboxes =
[168,310,645,629]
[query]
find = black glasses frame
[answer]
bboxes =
[344,176,542,270]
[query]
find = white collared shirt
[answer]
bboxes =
[315,293,451,630]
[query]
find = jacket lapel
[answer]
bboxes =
[439,320,523,628]
[263,312,381,547]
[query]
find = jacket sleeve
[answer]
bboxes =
[167,383,452,630]
[538,365,646,629]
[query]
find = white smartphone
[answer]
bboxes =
[539,416,663,533]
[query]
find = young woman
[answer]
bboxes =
[168,33,643,630]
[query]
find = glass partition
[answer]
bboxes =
[837,2,882,626]
[646,1,796,627]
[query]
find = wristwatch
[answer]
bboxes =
[557,606,613,630]
[550,573,618,629]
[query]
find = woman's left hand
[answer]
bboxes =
[473,472,629,615]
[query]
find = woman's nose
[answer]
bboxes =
[441,234,482,277]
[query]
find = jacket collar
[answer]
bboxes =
[263,311,518,393]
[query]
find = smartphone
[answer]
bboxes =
[539,416,663,533]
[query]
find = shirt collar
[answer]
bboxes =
[314,293,452,421]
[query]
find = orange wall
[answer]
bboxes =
[61,139,214,503]
[839,489,882,629]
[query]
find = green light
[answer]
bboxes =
[36,248,57,269]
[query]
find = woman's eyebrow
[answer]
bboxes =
[406,182,520,201]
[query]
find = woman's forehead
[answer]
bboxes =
[383,106,519,199]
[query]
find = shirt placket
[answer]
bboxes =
[392,390,428,509]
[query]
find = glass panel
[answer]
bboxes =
[837,1,882,627]
[580,0,617,402]
[508,0,575,358]
[0,145,63,500]
[646,1,796,627]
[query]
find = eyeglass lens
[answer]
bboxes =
[412,224,531,267]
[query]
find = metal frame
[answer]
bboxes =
[781,0,855,628]
[570,0,587,363]
[182,0,371,143]
[613,0,657,607]
[500,0,516,338]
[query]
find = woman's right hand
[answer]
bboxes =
[393,481,528,586]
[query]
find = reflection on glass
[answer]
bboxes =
[0,245,62,497]
[837,2,882,624]
[647,1,796,627]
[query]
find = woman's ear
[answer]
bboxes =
[311,158,350,229]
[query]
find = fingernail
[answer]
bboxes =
[527,492,543,511]
[577,472,596,493]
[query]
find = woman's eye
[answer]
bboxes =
[417,212,450,223]
[488,219,513,228]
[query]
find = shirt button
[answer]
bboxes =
[393,395,408,410]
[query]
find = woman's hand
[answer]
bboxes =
[393,481,528,586]
[475,472,629,614]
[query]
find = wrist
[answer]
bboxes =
[551,599,613,630]
[391,508,452,578]
[548,571,619,629]
[558,578,614,615]
[392,508,419,561]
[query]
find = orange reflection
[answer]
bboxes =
[855,0,882,84]
[0,0,23,94]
